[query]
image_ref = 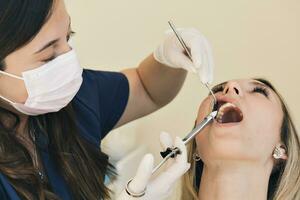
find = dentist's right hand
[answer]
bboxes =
[116,132,190,200]
[153,28,214,84]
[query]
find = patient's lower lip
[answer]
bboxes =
[213,120,242,127]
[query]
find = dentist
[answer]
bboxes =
[0,0,213,199]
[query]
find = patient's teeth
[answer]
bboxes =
[218,103,236,113]
[217,112,223,120]
[216,102,241,123]
[216,111,224,123]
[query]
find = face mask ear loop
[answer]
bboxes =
[0,71,24,104]
[0,70,24,80]
[0,95,15,104]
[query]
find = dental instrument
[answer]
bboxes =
[182,110,217,145]
[152,110,218,174]
[168,21,193,61]
[150,21,219,174]
[168,20,217,108]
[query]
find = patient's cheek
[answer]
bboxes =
[196,98,212,123]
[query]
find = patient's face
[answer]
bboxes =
[195,79,283,167]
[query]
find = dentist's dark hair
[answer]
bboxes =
[0,1,114,199]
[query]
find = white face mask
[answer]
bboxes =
[0,49,83,116]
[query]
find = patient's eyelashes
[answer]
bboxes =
[252,86,269,97]
[211,84,269,98]
[209,81,270,100]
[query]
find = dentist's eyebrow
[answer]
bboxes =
[34,17,72,54]
[34,39,59,54]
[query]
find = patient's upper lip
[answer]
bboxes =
[216,95,242,110]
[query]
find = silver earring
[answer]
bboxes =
[193,153,201,161]
[273,146,283,159]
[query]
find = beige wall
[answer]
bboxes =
[66,0,299,198]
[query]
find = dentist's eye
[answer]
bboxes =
[252,86,269,97]
[42,56,55,63]
[212,84,225,94]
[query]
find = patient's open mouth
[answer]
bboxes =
[216,101,243,124]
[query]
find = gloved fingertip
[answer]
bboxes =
[174,137,185,147]
[186,66,197,73]
[200,74,211,85]
[193,60,202,69]
[182,163,191,174]
[193,63,202,70]
[160,131,171,139]
[160,131,173,150]
[186,163,191,170]
[174,137,188,163]
[130,154,154,191]
[192,67,198,73]
[141,154,154,172]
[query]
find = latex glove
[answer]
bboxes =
[116,132,190,200]
[153,28,214,84]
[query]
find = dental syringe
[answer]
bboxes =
[151,110,217,174]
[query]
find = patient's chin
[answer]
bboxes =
[195,119,256,162]
[195,123,242,144]
[200,149,254,165]
[196,134,254,163]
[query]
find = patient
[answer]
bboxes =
[181,79,300,200]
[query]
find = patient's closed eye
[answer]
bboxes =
[252,86,269,97]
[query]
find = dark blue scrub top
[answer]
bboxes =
[0,69,130,200]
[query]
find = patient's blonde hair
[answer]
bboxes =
[181,79,300,200]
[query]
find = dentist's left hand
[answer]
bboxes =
[116,133,190,200]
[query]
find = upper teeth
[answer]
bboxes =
[219,102,236,112]
[216,102,237,122]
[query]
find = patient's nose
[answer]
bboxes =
[223,81,243,96]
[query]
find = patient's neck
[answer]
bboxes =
[198,162,272,200]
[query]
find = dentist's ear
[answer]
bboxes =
[273,144,288,160]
